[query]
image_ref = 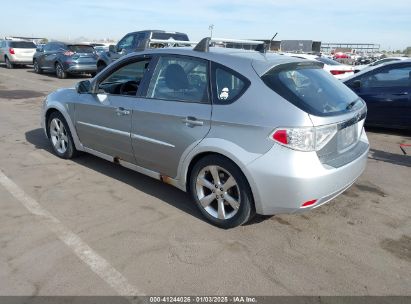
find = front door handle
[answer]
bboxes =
[182,116,204,127]
[115,107,130,116]
[392,92,409,96]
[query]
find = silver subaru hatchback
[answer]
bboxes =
[41,39,369,228]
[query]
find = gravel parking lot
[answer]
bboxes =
[0,66,410,296]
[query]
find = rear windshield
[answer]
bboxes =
[68,45,95,53]
[316,57,341,66]
[151,33,189,41]
[9,41,36,48]
[262,62,363,116]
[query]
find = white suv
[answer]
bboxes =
[0,40,37,68]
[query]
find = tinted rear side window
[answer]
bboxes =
[316,57,341,66]
[262,62,362,116]
[213,65,249,104]
[68,45,95,53]
[151,33,189,41]
[9,41,36,48]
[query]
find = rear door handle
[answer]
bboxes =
[182,116,204,127]
[392,92,409,96]
[115,107,130,116]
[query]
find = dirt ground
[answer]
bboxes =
[0,66,410,296]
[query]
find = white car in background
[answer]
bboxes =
[283,53,354,79]
[354,56,409,73]
[0,40,37,68]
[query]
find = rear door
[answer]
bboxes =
[351,64,411,127]
[131,54,212,178]
[75,56,152,163]
[41,43,61,70]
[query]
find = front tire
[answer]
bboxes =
[48,112,77,159]
[55,63,67,79]
[97,62,106,74]
[189,155,255,229]
[5,57,13,69]
[33,60,42,74]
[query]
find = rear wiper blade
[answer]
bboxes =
[346,100,358,110]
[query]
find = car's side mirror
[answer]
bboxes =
[351,80,362,89]
[108,45,117,53]
[76,80,91,94]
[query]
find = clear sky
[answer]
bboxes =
[1,0,410,50]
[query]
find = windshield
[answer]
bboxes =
[151,33,189,41]
[9,41,36,48]
[262,63,363,116]
[68,45,95,53]
[316,57,341,66]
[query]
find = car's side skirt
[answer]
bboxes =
[83,147,185,191]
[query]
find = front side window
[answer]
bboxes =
[360,66,411,88]
[98,59,151,96]
[214,66,248,103]
[117,35,135,51]
[43,44,53,52]
[262,62,362,116]
[146,56,209,103]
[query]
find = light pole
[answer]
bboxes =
[208,24,214,39]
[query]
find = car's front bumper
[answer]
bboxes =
[246,131,369,215]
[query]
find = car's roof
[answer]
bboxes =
[132,47,304,75]
[344,59,411,82]
[128,30,188,35]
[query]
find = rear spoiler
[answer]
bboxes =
[140,37,267,53]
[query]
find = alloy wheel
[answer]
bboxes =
[56,64,64,78]
[195,165,241,220]
[50,118,69,154]
[34,61,39,73]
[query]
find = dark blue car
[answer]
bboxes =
[344,60,411,129]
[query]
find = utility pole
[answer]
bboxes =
[208,24,214,39]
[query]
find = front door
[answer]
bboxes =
[354,64,411,127]
[131,55,212,178]
[75,57,152,163]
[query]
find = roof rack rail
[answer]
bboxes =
[194,37,266,53]
[137,38,198,51]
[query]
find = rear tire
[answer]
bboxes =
[189,155,255,229]
[33,60,42,74]
[48,112,78,159]
[97,62,106,74]
[55,63,67,79]
[5,57,13,69]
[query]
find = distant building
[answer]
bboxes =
[321,43,380,54]
[280,40,322,53]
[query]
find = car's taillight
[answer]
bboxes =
[330,70,352,75]
[301,199,318,208]
[270,124,337,152]
[64,51,75,56]
[9,48,15,55]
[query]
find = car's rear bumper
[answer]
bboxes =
[9,57,33,65]
[246,130,369,215]
[65,64,97,73]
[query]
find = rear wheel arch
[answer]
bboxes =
[45,108,60,138]
[187,152,256,228]
[186,152,254,200]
